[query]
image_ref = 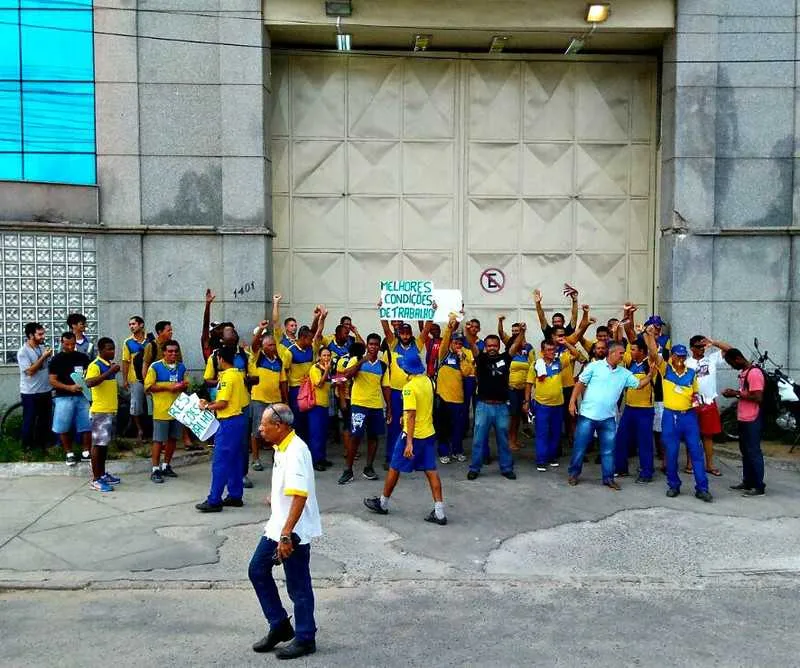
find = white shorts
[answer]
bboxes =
[129,381,148,416]
[652,402,664,433]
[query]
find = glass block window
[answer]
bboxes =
[0,0,96,185]
[1,231,97,364]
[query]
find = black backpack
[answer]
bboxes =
[132,335,156,382]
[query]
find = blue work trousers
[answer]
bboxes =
[615,406,655,477]
[662,408,709,493]
[534,402,563,466]
[207,413,247,505]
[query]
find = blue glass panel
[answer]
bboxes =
[20,8,92,81]
[0,1,19,9]
[23,152,94,184]
[0,10,20,79]
[21,1,92,7]
[22,82,94,153]
[0,83,21,151]
[0,153,23,180]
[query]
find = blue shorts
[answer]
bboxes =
[390,434,437,473]
[508,388,525,414]
[350,405,385,439]
[52,395,91,434]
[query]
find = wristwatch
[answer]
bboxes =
[279,535,292,544]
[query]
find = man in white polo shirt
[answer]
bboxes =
[248,403,321,660]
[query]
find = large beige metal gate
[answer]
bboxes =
[271,53,657,333]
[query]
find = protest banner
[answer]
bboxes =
[379,280,435,321]
[168,392,219,441]
[432,289,463,323]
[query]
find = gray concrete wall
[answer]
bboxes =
[660,0,799,384]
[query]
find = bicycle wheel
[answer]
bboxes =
[0,402,24,441]
[720,404,739,441]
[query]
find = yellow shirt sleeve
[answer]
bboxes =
[144,366,156,392]
[121,339,132,363]
[279,363,287,382]
[402,384,417,411]
[203,355,215,382]
[657,359,667,376]
[309,365,323,386]
[526,364,536,385]
[85,362,100,382]
[216,373,233,403]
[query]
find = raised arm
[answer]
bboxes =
[566,304,592,345]
[464,328,481,359]
[704,337,732,354]
[622,302,638,345]
[533,289,549,331]
[201,288,215,360]
[378,298,395,344]
[507,323,527,358]
[567,284,579,329]
[313,307,327,342]
[438,319,455,362]
[642,325,659,363]
[251,320,269,354]
[271,294,282,338]
[497,315,510,345]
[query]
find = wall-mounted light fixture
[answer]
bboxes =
[413,34,431,51]
[585,3,610,23]
[336,33,351,50]
[325,0,352,17]
[489,35,510,53]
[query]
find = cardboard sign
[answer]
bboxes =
[379,280,435,321]
[168,392,219,441]
[432,289,463,323]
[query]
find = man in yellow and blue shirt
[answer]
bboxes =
[84,337,122,492]
[281,325,321,445]
[523,338,578,471]
[652,342,712,502]
[435,318,472,463]
[197,346,250,512]
[248,334,288,471]
[615,337,658,481]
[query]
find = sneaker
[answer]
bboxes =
[195,500,223,513]
[567,476,579,486]
[362,466,379,481]
[536,464,547,472]
[313,462,326,472]
[151,469,164,484]
[549,461,560,468]
[455,453,467,462]
[161,464,177,478]
[604,481,621,491]
[65,452,77,467]
[101,472,121,486]
[322,459,334,468]
[467,470,479,480]
[424,510,447,526]
[338,469,354,485]
[222,497,244,507]
[81,450,91,461]
[742,488,765,498]
[252,460,264,472]
[666,488,680,498]
[243,476,254,489]
[363,496,388,515]
[439,456,451,464]
[501,470,517,480]
[635,476,653,484]
[90,479,113,493]
[729,483,752,491]
[695,490,713,503]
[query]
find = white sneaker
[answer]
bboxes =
[65,452,77,467]
[81,450,90,460]
[549,462,560,468]
[455,454,467,462]
[439,456,451,464]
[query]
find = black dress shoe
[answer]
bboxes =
[195,501,223,512]
[252,618,295,653]
[276,638,316,660]
[729,483,752,491]
[222,497,243,507]
[321,459,333,468]
[501,470,517,480]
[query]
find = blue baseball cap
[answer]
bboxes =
[671,344,688,357]
[397,354,426,376]
[644,315,664,327]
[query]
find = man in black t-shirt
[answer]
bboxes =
[48,332,92,466]
[465,331,524,481]
[534,287,578,341]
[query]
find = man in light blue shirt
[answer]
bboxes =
[567,341,654,489]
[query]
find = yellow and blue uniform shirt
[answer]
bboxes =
[656,359,698,412]
[508,344,534,390]
[623,346,654,408]
[436,350,472,404]
[144,360,187,420]
[247,352,286,404]
[526,351,572,406]
[85,357,119,414]
[215,367,249,419]
[308,364,331,408]
[122,335,146,383]
[402,374,435,439]
[347,357,389,410]
[385,335,426,392]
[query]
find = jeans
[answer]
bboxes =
[288,387,309,444]
[437,400,466,457]
[21,392,52,450]
[534,402,563,466]
[738,418,765,491]
[469,401,513,473]
[308,405,329,464]
[386,389,404,463]
[615,406,655,477]
[568,416,617,482]
[207,413,247,505]
[248,535,316,643]
[662,408,709,493]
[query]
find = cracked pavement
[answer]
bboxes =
[2,449,800,665]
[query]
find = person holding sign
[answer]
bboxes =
[144,340,189,484]
[364,354,447,525]
[196,346,250,512]
[435,316,472,464]
[337,334,391,485]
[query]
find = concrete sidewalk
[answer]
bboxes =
[2,447,799,589]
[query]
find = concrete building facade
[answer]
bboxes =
[0,0,797,401]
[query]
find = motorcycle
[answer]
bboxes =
[720,338,800,451]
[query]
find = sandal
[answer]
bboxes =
[706,468,722,477]
[684,467,693,474]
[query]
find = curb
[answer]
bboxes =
[0,449,211,478]
[716,445,800,474]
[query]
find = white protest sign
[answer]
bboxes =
[432,289,463,323]
[168,392,219,441]
[379,280,435,321]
